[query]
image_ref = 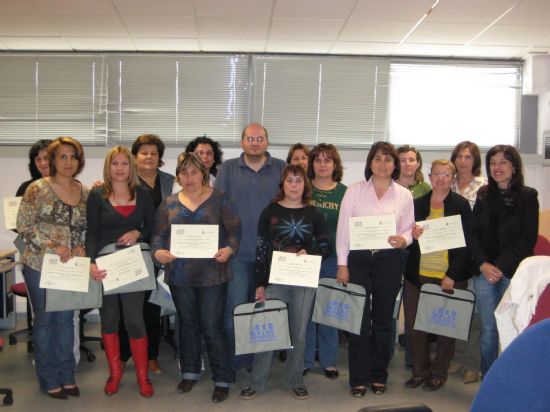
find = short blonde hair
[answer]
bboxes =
[103,146,138,200]
[430,159,456,176]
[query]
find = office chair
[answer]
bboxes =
[79,309,103,362]
[0,337,14,406]
[534,234,550,256]
[8,282,33,353]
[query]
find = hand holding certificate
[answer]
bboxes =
[349,215,397,250]
[170,224,219,258]
[269,251,322,288]
[3,197,22,230]
[417,214,466,254]
[96,245,149,292]
[40,253,91,292]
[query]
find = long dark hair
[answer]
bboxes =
[273,164,312,205]
[364,141,400,181]
[185,135,223,176]
[28,139,52,180]
[479,145,524,203]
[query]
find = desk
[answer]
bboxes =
[0,249,16,330]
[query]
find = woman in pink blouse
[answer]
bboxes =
[336,141,414,397]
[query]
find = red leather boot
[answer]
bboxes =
[129,336,154,398]
[102,333,123,395]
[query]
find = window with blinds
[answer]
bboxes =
[0,53,522,151]
[251,55,390,148]
[388,61,522,148]
[0,54,106,145]
[105,54,249,147]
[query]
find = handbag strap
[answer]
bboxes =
[97,242,151,257]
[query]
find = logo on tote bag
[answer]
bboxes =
[430,307,457,328]
[324,301,350,321]
[249,322,276,343]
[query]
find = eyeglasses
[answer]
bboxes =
[313,157,333,165]
[195,150,214,158]
[245,136,266,143]
[431,172,452,178]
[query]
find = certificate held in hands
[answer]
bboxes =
[170,224,219,258]
[349,215,396,250]
[417,214,466,254]
[3,196,22,230]
[40,254,91,292]
[97,245,149,292]
[269,251,322,288]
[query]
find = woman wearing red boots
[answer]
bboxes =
[86,146,155,398]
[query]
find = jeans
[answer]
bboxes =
[304,256,339,370]
[224,256,256,371]
[23,265,76,392]
[248,284,315,391]
[473,274,511,376]
[347,249,402,387]
[171,283,234,386]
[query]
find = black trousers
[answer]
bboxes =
[347,249,403,387]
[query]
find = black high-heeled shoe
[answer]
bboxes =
[350,386,367,398]
[370,383,387,395]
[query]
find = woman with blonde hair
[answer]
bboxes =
[403,159,472,391]
[87,146,155,398]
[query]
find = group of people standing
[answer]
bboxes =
[13,123,538,403]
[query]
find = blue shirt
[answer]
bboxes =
[214,152,286,260]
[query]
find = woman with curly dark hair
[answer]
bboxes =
[185,135,224,186]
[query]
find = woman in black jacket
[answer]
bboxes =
[403,159,473,392]
[470,145,539,377]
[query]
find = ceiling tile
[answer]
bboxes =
[330,41,398,55]
[200,38,265,52]
[265,39,332,53]
[273,0,355,19]
[112,0,194,16]
[1,36,72,50]
[34,0,116,16]
[1,0,41,14]
[407,22,487,45]
[66,36,135,51]
[198,18,269,39]
[0,15,59,36]
[49,15,127,36]
[195,0,273,19]
[339,20,414,42]
[454,44,529,59]
[134,38,200,51]
[472,24,550,47]
[393,43,460,57]
[122,16,196,37]
[351,0,435,21]
[498,0,550,27]
[427,0,518,24]
[270,18,344,41]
